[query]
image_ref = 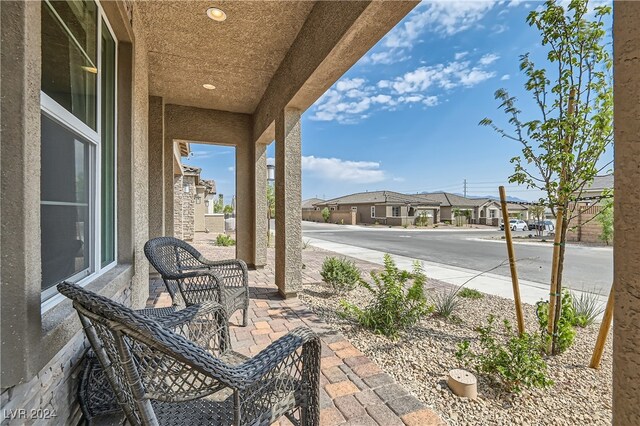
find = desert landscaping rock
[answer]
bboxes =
[299,247,613,426]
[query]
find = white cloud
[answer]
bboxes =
[227,166,234,172]
[302,156,386,183]
[501,74,511,80]
[455,51,469,60]
[364,1,497,66]
[311,53,497,123]
[478,53,500,65]
[508,0,525,7]
[336,78,365,92]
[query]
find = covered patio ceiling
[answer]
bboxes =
[139,1,315,113]
[138,0,419,143]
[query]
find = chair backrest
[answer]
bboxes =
[58,282,229,426]
[144,237,205,279]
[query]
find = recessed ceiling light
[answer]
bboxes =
[203,84,216,90]
[206,7,226,22]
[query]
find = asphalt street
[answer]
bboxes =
[302,222,613,295]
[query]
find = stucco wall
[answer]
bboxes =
[302,210,355,225]
[613,3,640,424]
[0,2,150,422]
[204,214,225,234]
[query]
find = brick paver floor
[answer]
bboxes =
[147,233,445,426]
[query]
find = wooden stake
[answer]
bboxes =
[590,285,614,369]
[499,186,525,335]
[547,206,564,353]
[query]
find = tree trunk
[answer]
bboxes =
[552,209,570,355]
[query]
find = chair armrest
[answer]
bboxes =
[233,326,320,389]
[153,302,231,355]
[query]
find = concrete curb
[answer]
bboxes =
[305,237,609,312]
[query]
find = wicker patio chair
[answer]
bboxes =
[144,236,250,326]
[79,305,177,421]
[58,282,320,426]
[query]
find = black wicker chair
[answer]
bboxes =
[59,282,320,426]
[144,236,250,326]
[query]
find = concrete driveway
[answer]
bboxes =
[302,222,613,296]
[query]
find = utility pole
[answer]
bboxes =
[463,179,467,198]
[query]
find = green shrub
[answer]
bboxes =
[571,290,605,327]
[321,207,330,223]
[456,315,553,394]
[431,288,461,318]
[459,288,484,299]
[215,234,235,246]
[320,257,362,293]
[340,255,431,337]
[535,290,576,353]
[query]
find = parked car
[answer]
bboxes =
[500,219,528,231]
[528,220,555,232]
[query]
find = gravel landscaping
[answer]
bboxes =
[299,253,613,426]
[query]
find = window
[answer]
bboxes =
[371,206,375,218]
[392,206,401,217]
[490,210,497,218]
[40,0,117,302]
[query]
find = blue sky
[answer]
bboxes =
[185,0,612,205]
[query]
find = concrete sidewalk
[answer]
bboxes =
[305,237,609,309]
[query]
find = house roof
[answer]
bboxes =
[302,198,324,209]
[200,179,216,194]
[182,165,201,176]
[318,191,440,206]
[423,192,492,208]
[583,174,614,192]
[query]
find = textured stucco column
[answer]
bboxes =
[0,0,43,386]
[613,2,640,424]
[236,141,256,266]
[275,108,302,298]
[163,134,175,237]
[148,96,165,241]
[255,144,268,268]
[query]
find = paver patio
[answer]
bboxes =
[147,233,445,426]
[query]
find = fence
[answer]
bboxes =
[302,210,356,225]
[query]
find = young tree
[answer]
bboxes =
[213,194,224,213]
[266,183,275,218]
[321,207,331,223]
[528,204,546,236]
[223,204,234,215]
[597,191,613,245]
[480,0,612,354]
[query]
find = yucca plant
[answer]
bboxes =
[571,290,605,327]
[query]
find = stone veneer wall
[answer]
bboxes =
[181,176,196,241]
[173,175,184,239]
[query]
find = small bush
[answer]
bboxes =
[431,288,461,318]
[215,234,235,246]
[320,257,362,293]
[459,288,484,299]
[571,290,605,327]
[340,254,431,337]
[321,207,330,223]
[535,290,576,353]
[456,315,553,394]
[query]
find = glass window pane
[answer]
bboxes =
[41,114,92,293]
[101,22,116,267]
[42,0,97,129]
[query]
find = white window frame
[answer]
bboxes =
[41,0,118,312]
[392,206,401,217]
[371,206,375,218]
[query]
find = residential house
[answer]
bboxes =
[302,197,324,211]
[422,192,530,225]
[2,1,639,423]
[576,174,614,201]
[314,191,441,226]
